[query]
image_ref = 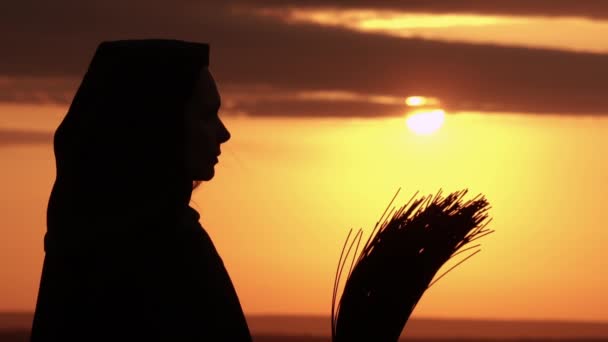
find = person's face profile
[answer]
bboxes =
[184,67,231,182]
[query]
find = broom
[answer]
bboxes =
[331,189,493,342]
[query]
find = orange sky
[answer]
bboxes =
[2,9,608,323]
[2,103,608,322]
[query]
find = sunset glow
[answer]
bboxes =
[405,96,427,107]
[4,106,608,323]
[406,109,446,135]
[405,96,441,108]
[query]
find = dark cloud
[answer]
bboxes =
[0,129,53,147]
[0,77,78,104]
[1,1,608,117]
[224,95,404,118]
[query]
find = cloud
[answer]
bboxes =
[233,1,608,20]
[0,77,77,104]
[1,1,608,117]
[0,129,53,147]
[223,93,405,118]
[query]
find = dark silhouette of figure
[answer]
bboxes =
[30,40,252,341]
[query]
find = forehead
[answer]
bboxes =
[194,67,220,108]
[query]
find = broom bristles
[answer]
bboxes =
[331,189,493,342]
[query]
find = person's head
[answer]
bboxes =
[46,40,229,251]
[49,39,220,227]
[184,67,231,185]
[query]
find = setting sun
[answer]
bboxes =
[406,109,446,135]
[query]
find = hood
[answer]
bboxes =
[46,39,209,253]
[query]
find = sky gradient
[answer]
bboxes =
[1,1,607,323]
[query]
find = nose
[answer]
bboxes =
[218,119,231,144]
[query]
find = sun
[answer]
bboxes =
[406,109,446,135]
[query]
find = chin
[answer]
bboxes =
[193,167,215,181]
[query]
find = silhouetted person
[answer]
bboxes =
[30,40,252,341]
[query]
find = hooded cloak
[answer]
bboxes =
[30,39,251,341]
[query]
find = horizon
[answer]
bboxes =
[5,311,608,324]
[3,312,608,339]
